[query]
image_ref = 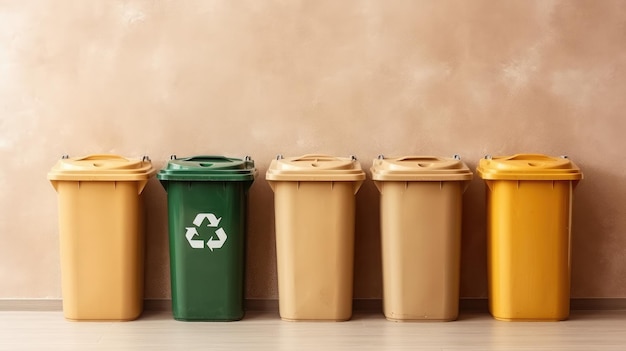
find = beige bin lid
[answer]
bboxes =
[477,154,583,180]
[266,154,365,181]
[48,154,155,182]
[371,155,473,181]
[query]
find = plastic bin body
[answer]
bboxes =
[372,156,472,321]
[158,156,255,321]
[267,155,365,321]
[477,154,583,321]
[48,154,154,321]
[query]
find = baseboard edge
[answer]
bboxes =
[2,298,625,312]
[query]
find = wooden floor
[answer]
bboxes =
[1,310,626,350]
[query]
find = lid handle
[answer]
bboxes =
[292,154,344,162]
[396,156,443,162]
[184,156,232,162]
[505,154,555,161]
[75,154,129,161]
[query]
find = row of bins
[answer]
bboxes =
[47,153,583,322]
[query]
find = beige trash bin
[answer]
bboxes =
[371,155,472,321]
[266,154,365,321]
[48,154,155,321]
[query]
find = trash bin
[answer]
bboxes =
[266,154,365,321]
[477,154,583,321]
[371,155,472,321]
[157,155,255,321]
[47,154,155,321]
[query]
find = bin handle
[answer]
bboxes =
[75,154,129,161]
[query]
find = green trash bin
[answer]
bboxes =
[157,155,256,321]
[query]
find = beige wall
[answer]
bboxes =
[1,1,625,300]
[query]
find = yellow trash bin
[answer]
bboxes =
[48,154,155,321]
[477,154,583,321]
[266,154,365,321]
[371,155,472,321]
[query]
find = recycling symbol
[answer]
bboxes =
[185,213,227,251]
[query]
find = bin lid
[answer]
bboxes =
[157,155,256,181]
[47,154,155,181]
[477,154,583,180]
[266,154,365,181]
[371,155,473,181]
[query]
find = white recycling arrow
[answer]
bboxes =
[185,227,205,249]
[193,213,222,228]
[207,228,227,251]
[185,213,228,250]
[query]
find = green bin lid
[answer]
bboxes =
[157,155,256,181]
[47,154,155,182]
[371,155,473,181]
[477,154,583,180]
[266,154,365,182]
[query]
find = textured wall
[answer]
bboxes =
[1,1,625,300]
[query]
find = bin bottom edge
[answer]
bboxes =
[280,316,351,322]
[491,315,569,322]
[385,316,457,322]
[173,317,244,322]
[64,316,141,322]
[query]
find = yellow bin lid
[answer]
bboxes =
[266,154,365,181]
[47,154,155,182]
[477,154,583,180]
[371,155,473,181]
